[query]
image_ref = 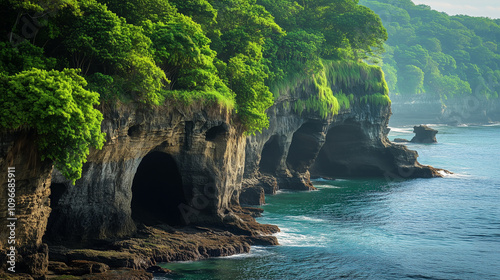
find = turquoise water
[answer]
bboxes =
[158,124,500,280]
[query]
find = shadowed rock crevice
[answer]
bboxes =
[131,152,187,226]
[44,183,68,243]
[205,124,228,142]
[259,135,283,175]
[286,121,326,173]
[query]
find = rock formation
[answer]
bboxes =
[411,125,438,143]
[0,130,52,276]
[242,76,441,202]
[1,69,444,278]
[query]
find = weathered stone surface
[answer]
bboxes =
[48,224,263,270]
[146,265,172,274]
[411,125,438,143]
[46,103,249,242]
[245,78,443,188]
[239,185,265,206]
[81,268,153,280]
[393,138,410,143]
[0,130,52,275]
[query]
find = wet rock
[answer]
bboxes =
[146,265,172,274]
[393,138,410,143]
[239,185,265,206]
[81,268,153,280]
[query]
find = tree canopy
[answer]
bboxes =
[360,0,500,101]
[0,0,389,181]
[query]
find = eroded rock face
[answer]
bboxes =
[244,97,329,191]
[45,103,248,242]
[0,130,52,275]
[312,107,440,179]
[244,78,441,193]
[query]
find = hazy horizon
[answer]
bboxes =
[412,0,500,19]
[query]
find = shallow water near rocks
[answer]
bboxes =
[157,124,500,280]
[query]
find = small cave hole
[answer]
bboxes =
[259,135,283,174]
[205,125,227,142]
[128,125,142,137]
[131,152,187,226]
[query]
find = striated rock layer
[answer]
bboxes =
[45,102,277,243]
[0,130,52,276]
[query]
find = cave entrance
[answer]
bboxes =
[313,124,382,177]
[44,182,68,242]
[259,135,283,174]
[131,151,187,226]
[286,122,325,173]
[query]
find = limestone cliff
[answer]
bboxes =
[242,70,441,203]
[45,102,248,242]
[1,66,444,278]
[0,130,52,276]
[390,94,500,125]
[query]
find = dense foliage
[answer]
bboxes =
[0,0,389,181]
[360,0,500,101]
[0,68,105,183]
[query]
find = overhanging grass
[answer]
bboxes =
[161,89,235,110]
[269,59,391,119]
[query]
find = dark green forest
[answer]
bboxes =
[0,0,388,182]
[360,0,500,102]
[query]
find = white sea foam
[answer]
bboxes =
[439,170,473,179]
[275,230,329,247]
[388,127,413,134]
[314,184,342,189]
[483,122,500,127]
[285,215,326,223]
[217,246,272,259]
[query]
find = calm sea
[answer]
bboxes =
[157,124,500,280]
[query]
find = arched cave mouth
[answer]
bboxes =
[313,124,384,177]
[286,121,324,173]
[205,124,227,142]
[131,151,187,226]
[259,135,283,174]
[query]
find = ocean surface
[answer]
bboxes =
[157,124,500,280]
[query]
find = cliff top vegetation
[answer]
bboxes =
[0,0,388,182]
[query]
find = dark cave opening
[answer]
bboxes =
[313,124,384,177]
[259,135,283,174]
[205,124,227,141]
[131,151,187,226]
[44,183,68,242]
[286,122,325,173]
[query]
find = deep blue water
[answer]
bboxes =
[158,124,500,280]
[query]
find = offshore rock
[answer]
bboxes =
[411,125,438,143]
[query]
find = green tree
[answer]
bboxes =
[0,68,105,183]
[56,0,167,104]
[398,65,424,94]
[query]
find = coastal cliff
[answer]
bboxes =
[1,65,442,279]
[242,63,440,204]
